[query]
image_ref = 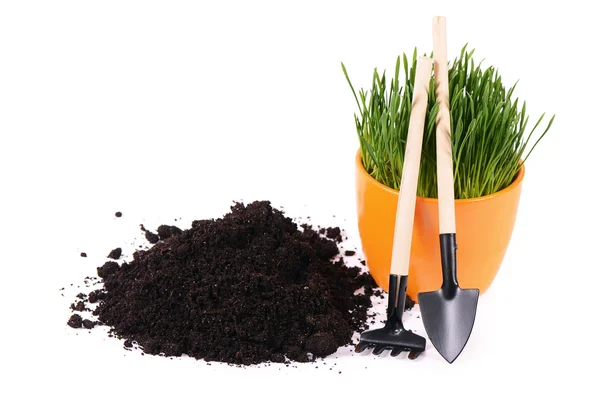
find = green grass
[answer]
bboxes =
[341,45,555,199]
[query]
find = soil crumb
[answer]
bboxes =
[156,225,182,240]
[140,225,159,244]
[70,301,87,312]
[107,248,122,260]
[67,314,83,328]
[325,227,342,242]
[83,319,96,329]
[88,289,106,303]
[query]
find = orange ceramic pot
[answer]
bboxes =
[355,150,524,301]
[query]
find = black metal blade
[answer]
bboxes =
[418,287,479,363]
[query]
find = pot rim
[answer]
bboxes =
[355,149,525,203]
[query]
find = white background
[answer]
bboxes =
[1,1,599,395]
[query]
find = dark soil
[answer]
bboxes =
[107,248,122,260]
[97,261,119,278]
[156,225,182,240]
[140,225,159,244]
[68,201,383,365]
[83,319,97,329]
[67,314,83,328]
[115,212,122,217]
[70,301,87,312]
[325,227,342,242]
[88,289,106,303]
[80,252,87,257]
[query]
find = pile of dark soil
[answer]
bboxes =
[67,201,409,365]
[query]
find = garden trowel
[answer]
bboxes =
[417,16,480,364]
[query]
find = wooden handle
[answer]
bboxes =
[432,16,456,234]
[390,56,432,276]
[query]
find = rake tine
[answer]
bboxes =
[390,347,405,357]
[408,350,422,360]
[372,345,386,355]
